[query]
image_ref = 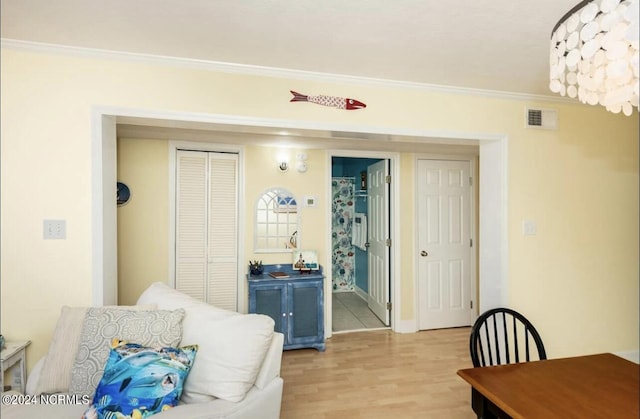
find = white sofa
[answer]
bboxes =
[1,283,284,419]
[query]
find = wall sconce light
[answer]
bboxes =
[277,151,289,173]
[277,151,307,173]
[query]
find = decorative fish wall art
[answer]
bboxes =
[290,90,366,110]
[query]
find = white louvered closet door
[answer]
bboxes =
[176,150,238,311]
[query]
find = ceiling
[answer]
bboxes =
[1,0,578,151]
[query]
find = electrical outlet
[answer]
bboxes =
[43,219,66,239]
[522,220,537,236]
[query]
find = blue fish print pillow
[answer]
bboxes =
[82,339,198,419]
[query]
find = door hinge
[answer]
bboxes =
[469,176,473,186]
[385,175,391,184]
[386,238,392,247]
[470,301,473,309]
[386,302,392,310]
[470,238,473,247]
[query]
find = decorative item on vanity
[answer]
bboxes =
[249,260,264,276]
[549,0,639,115]
[289,90,366,110]
[293,249,319,273]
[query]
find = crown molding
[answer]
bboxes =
[2,38,573,104]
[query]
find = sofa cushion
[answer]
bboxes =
[35,304,156,395]
[137,282,237,320]
[137,282,275,403]
[69,307,185,398]
[83,340,197,419]
[0,402,88,419]
[184,312,275,403]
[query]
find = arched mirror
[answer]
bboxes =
[255,187,299,253]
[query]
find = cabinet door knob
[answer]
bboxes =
[282,313,286,317]
[289,312,293,316]
[420,250,428,257]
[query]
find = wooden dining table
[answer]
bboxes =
[457,353,639,419]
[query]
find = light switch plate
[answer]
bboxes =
[44,219,66,239]
[522,220,537,236]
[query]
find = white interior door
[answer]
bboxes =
[417,159,472,330]
[367,160,390,325]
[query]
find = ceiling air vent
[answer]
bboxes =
[525,107,558,130]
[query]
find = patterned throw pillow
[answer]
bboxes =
[82,340,198,419]
[35,305,157,395]
[70,307,185,398]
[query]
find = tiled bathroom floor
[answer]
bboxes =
[332,291,386,332]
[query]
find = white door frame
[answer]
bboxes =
[326,151,400,338]
[414,155,477,328]
[92,107,508,327]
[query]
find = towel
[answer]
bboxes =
[352,213,368,251]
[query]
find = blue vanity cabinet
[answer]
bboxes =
[248,269,325,351]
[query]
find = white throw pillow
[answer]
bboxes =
[137,282,237,320]
[35,304,156,395]
[137,282,275,402]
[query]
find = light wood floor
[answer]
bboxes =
[280,327,476,419]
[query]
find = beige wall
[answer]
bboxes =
[243,146,327,267]
[116,141,328,306]
[1,46,638,371]
[116,138,169,305]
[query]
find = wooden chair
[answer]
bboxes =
[469,307,546,367]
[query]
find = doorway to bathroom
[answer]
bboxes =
[331,156,391,333]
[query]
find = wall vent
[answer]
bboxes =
[525,107,558,130]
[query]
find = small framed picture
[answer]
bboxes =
[293,249,319,271]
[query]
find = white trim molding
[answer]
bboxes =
[3,38,575,104]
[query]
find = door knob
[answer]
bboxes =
[420,250,428,257]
